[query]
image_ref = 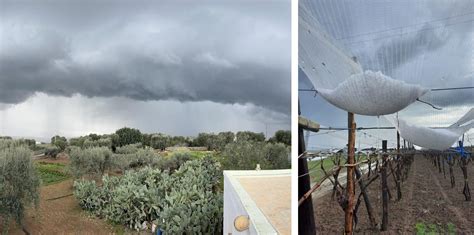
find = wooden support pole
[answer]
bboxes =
[345,112,356,234]
[381,140,389,231]
[298,102,317,235]
[437,155,442,173]
[396,132,402,200]
[442,155,446,179]
[459,141,471,201]
[461,157,471,201]
[448,154,455,188]
[354,167,377,229]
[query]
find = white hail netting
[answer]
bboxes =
[450,108,474,127]
[389,108,474,150]
[317,71,429,116]
[301,0,473,150]
[299,2,429,116]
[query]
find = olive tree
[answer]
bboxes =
[236,131,265,142]
[221,141,290,170]
[51,135,67,151]
[69,147,113,179]
[115,127,142,147]
[269,130,291,146]
[0,142,40,234]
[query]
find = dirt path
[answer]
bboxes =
[3,173,116,234]
[427,166,469,225]
[313,156,474,234]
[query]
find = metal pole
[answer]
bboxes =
[298,101,317,235]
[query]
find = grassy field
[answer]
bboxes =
[307,157,337,182]
[36,162,70,185]
[308,153,368,182]
[169,150,215,159]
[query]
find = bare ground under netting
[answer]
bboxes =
[312,152,473,234]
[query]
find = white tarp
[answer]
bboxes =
[389,110,474,151]
[317,71,429,116]
[299,2,429,116]
[450,108,474,127]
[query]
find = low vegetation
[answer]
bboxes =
[74,157,222,233]
[415,222,456,235]
[69,147,113,179]
[36,162,69,185]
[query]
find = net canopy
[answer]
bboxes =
[389,109,474,150]
[299,1,431,116]
[300,0,473,150]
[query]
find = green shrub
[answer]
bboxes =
[115,143,142,154]
[83,138,112,149]
[69,147,112,178]
[235,131,265,142]
[151,134,170,150]
[112,150,190,173]
[51,135,67,151]
[263,142,291,169]
[44,145,60,158]
[115,127,142,147]
[157,158,222,234]
[155,152,191,172]
[112,148,158,171]
[269,130,291,146]
[69,137,85,148]
[221,141,290,170]
[73,157,222,233]
[0,139,27,150]
[0,146,40,234]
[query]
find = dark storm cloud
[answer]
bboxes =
[0,0,290,114]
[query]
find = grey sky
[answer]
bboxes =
[299,0,474,150]
[0,0,291,141]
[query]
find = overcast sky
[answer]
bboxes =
[0,0,291,141]
[299,0,474,150]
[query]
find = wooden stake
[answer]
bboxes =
[381,140,389,231]
[396,132,402,200]
[345,112,356,234]
[354,166,377,229]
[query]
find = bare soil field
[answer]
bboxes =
[313,156,474,234]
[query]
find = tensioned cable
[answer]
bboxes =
[335,11,474,40]
[344,18,474,45]
[299,86,474,92]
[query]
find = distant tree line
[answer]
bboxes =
[62,127,290,152]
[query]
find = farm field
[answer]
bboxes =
[313,156,474,234]
[1,129,291,234]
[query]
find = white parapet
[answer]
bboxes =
[223,169,291,235]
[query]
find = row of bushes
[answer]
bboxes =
[73,157,222,233]
[221,140,290,170]
[60,127,290,152]
[68,146,192,179]
[0,140,40,234]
